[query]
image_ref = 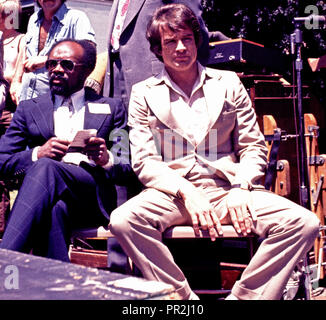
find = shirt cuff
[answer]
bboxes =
[32,147,40,162]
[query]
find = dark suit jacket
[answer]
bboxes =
[103,0,209,103]
[0,89,134,219]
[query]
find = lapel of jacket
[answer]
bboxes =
[83,92,109,132]
[30,92,55,140]
[121,0,146,34]
[203,69,227,133]
[145,78,193,143]
[146,68,227,144]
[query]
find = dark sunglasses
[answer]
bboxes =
[45,59,84,72]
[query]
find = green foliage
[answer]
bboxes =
[201,0,326,104]
[202,0,326,55]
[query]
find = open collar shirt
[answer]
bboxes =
[32,88,113,168]
[161,63,210,146]
[20,3,95,101]
[155,63,226,185]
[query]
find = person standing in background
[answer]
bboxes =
[0,32,9,235]
[10,0,95,104]
[102,0,214,110]
[0,0,25,135]
[0,0,24,85]
[0,31,6,115]
[0,0,25,235]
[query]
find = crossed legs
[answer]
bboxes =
[110,187,320,300]
[0,158,106,261]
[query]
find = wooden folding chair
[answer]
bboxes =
[304,113,326,279]
[70,114,291,296]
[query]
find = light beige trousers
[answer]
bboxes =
[110,186,320,300]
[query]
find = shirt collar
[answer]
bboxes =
[161,62,208,98]
[54,88,85,112]
[36,3,68,24]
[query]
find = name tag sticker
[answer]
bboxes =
[88,103,111,114]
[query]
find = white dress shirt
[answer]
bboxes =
[162,64,210,146]
[53,88,86,141]
[161,64,229,190]
[32,88,113,167]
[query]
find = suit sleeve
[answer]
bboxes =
[0,101,34,179]
[104,98,138,186]
[230,73,268,187]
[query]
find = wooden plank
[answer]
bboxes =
[304,114,326,279]
[263,115,291,197]
[274,160,291,197]
[163,225,253,239]
[70,247,108,269]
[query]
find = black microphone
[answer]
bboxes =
[294,14,326,24]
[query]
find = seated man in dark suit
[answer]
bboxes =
[0,39,133,262]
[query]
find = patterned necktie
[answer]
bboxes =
[111,0,130,51]
[62,97,74,117]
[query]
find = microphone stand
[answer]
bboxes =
[291,21,312,300]
[292,22,311,209]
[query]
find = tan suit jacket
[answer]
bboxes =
[128,66,268,196]
[111,67,320,301]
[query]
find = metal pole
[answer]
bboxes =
[293,22,312,300]
[294,22,311,210]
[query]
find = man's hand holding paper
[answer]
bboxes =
[57,129,110,166]
[84,136,110,166]
[66,129,97,153]
[37,137,70,161]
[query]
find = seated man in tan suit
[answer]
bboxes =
[109,4,320,300]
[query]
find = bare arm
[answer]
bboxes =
[23,56,48,73]
[10,44,25,105]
